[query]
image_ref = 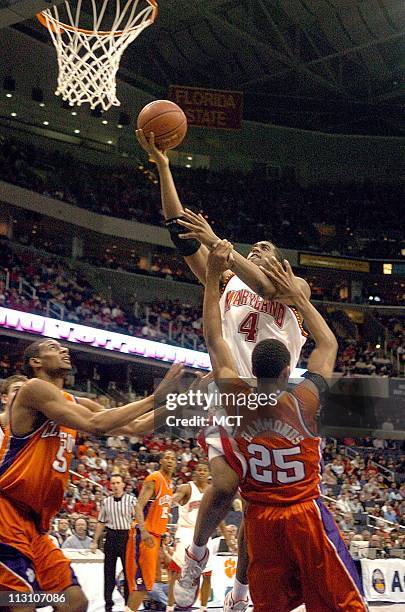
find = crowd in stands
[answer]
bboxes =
[1,136,403,258]
[1,241,404,376]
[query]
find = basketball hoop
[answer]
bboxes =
[37,1,158,111]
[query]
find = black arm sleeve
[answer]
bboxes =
[304,371,330,398]
[165,216,201,256]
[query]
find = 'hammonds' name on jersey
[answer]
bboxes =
[240,417,304,445]
[224,288,286,328]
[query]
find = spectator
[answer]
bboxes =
[52,517,72,547]
[74,491,97,517]
[62,518,92,549]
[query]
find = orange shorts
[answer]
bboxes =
[245,499,366,612]
[125,524,161,592]
[0,495,78,593]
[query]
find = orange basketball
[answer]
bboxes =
[137,100,187,150]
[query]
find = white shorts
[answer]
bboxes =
[170,527,213,574]
[201,425,247,480]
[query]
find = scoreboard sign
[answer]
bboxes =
[169,85,244,129]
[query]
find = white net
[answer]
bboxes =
[39,0,157,111]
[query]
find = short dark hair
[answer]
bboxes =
[1,374,28,395]
[159,449,176,461]
[251,339,291,379]
[252,241,283,262]
[109,473,123,482]
[265,241,283,263]
[23,339,48,378]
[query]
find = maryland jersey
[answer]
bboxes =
[223,377,322,505]
[0,391,77,532]
[220,274,307,378]
[141,471,174,536]
[177,481,203,529]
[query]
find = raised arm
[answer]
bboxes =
[203,241,239,380]
[18,364,184,436]
[77,363,184,435]
[177,209,310,300]
[261,258,338,379]
[136,129,209,284]
[18,379,155,435]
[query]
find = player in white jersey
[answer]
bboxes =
[135,130,309,375]
[136,131,311,610]
[166,462,213,612]
[220,272,307,378]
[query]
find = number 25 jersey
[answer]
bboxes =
[0,391,76,532]
[227,378,322,506]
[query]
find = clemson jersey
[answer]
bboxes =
[223,377,322,505]
[140,471,174,536]
[0,391,77,532]
[220,274,307,377]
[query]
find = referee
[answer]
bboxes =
[91,474,137,611]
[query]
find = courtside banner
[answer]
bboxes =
[168,85,243,129]
[361,558,405,603]
[299,253,370,273]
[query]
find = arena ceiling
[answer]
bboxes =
[6,0,405,135]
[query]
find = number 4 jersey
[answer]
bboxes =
[0,391,76,532]
[220,274,307,378]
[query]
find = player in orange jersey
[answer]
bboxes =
[125,450,176,612]
[0,375,27,430]
[0,338,183,612]
[176,242,367,611]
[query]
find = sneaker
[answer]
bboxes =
[223,591,250,611]
[173,547,209,609]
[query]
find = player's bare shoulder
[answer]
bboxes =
[9,378,43,435]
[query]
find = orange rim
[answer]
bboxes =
[36,0,158,37]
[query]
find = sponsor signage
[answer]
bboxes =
[169,85,243,129]
[0,307,211,370]
[299,253,370,273]
[0,307,306,379]
[361,558,405,602]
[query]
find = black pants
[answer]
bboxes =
[104,528,129,610]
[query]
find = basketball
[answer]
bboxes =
[136,100,187,150]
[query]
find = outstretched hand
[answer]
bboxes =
[186,370,215,396]
[177,208,221,249]
[207,239,234,276]
[135,128,169,168]
[260,257,305,303]
[154,362,185,406]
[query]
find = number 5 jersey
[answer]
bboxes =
[0,391,77,533]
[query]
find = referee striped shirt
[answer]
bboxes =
[98,493,137,530]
